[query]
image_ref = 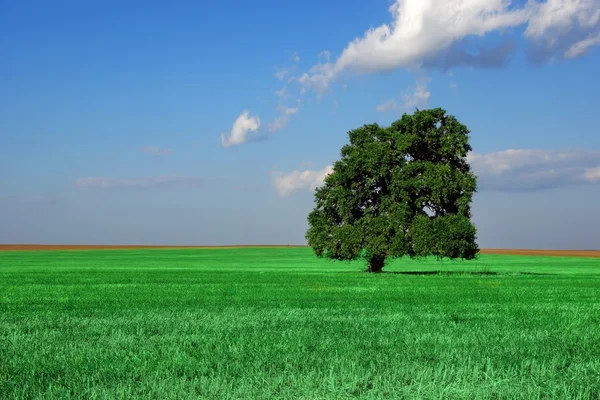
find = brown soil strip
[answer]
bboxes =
[0,244,305,251]
[479,249,600,258]
[0,245,599,258]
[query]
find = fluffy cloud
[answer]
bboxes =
[76,175,205,190]
[272,165,333,197]
[142,146,173,156]
[220,111,261,148]
[468,148,600,191]
[220,107,299,148]
[273,148,600,196]
[298,0,600,93]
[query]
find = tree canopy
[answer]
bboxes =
[305,108,479,272]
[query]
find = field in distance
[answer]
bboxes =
[1,247,599,399]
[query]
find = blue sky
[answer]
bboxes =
[1,0,600,249]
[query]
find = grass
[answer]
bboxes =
[1,248,600,399]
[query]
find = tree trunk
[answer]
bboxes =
[367,256,385,273]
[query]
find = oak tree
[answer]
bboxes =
[306,108,478,272]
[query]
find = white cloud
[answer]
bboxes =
[292,52,300,62]
[268,107,299,132]
[450,81,458,89]
[525,0,600,61]
[298,0,530,93]
[142,146,173,156]
[467,148,600,191]
[297,62,336,94]
[298,0,600,93]
[220,111,261,148]
[565,32,600,58]
[272,165,334,197]
[220,106,299,148]
[402,77,431,109]
[76,175,204,190]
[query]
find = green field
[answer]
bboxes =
[1,248,600,399]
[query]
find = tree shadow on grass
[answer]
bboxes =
[380,271,556,276]
[383,270,498,276]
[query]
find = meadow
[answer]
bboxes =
[1,247,599,399]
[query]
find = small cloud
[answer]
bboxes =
[402,78,431,109]
[292,52,300,62]
[76,175,205,190]
[319,50,331,63]
[449,81,458,89]
[565,33,600,59]
[268,107,299,133]
[297,61,335,95]
[142,146,173,156]
[376,99,397,113]
[272,165,333,197]
[376,78,431,113]
[275,86,290,99]
[275,67,289,81]
[220,110,261,148]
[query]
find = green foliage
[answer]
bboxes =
[1,248,600,399]
[306,108,479,271]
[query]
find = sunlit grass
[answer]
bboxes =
[1,248,599,399]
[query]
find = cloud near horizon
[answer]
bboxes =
[75,175,206,190]
[468,148,600,191]
[297,0,600,94]
[273,148,600,196]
